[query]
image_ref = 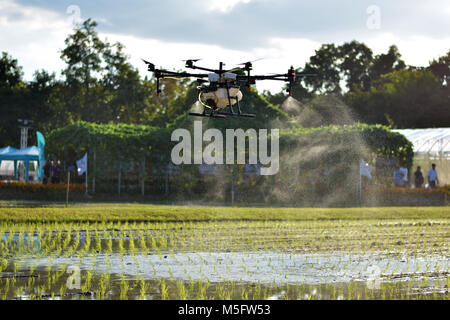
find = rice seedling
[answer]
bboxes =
[0,206,448,300]
[160,279,169,300]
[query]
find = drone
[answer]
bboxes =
[143,59,313,119]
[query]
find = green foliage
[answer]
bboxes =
[0,52,27,146]
[346,69,447,128]
[301,42,406,95]
[47,121,171,163]
[45,118,413,205]
[281,123,413,168]
[0,51,23,88]
[0,205,448,223]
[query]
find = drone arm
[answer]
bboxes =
[186,65,217,73]
[157,70,209,78]
[240,75,289,81]
[156,77,161,96]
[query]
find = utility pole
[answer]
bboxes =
[231,163,235,206]
[18,119,34,149]
[17,119,34,182]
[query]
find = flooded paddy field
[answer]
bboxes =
[0,218,449,300]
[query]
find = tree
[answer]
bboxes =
[302,42,406,95]
[428,50,450,120]
[60,19,106,122]
[346,69,447,128]
[0,52,23,89]
[0,52,27,146]
[302,43,342,94]
[368,45,406,82]
[58,20,154,125]
[429,50,450,86]
[339,41,373,91]
[301,41,374,94]
[24,70,60,134]
[101,41,153,124]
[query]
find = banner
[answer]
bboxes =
[77,153,88,176]
[360,160,374,179]
[36,131,46,179]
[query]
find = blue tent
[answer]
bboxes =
[0,146,18,155]
[0,147,40,182]
[0,132,46,182]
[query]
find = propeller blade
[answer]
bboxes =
[181,59,202,62]
[237,58,264,65]
[142,59,156,72]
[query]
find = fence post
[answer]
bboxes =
[141,157,145,196]
[231,163,235,206]
[66,171,70,207]
[165,170,169,197]
[118,161,121,198]
[92,149,96,194]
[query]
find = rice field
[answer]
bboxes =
[0,204,448,300]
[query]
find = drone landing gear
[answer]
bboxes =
[216,87,256,118]
[216,111,256,118]
[189,110,226,119]
[217,98,256,118]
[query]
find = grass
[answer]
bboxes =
[0,203,449,223]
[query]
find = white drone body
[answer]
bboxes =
[202,72,243,109]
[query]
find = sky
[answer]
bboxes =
[1,0,450,93]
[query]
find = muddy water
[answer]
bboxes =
[14,252,449,285]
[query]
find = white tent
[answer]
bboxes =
[394,128,450,185]
[0,160,39,181]
[394,128,450,156]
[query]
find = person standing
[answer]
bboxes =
[427,164,439,189]
[43,161,51,184]
[50,161,61,184]
[414,166,424,188]
[399,165,408,187]
[394,166,403,187]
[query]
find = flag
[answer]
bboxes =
[37,131,45,149]
[36,131,46,179]
[360,160,374,179]
[77,153,87,176]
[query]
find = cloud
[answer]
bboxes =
[103,32,320,93]
[11,0,450,50]
[2,0,450,93]
[0,0,73,78]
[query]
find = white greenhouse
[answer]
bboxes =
[394,128,450,185]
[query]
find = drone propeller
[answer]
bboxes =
[142,59,155,72]
[237,58,264,66]
[183,59,202,68]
